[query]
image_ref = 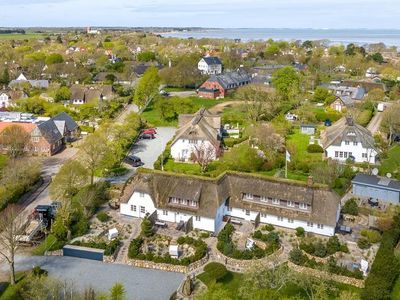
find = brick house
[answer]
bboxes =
[198,70,251,99]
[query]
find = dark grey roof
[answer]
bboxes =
[53,112,79,132]
[208,70,251,90]
[352,174,400,191]
[202,57,222,66]
[37,119,63,144]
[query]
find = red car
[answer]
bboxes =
[142,128,157,135]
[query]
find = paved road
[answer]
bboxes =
[367,102,393,134]
[115,103,139,124]
[2,255,184,300]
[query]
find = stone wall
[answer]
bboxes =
[287,261,365,288]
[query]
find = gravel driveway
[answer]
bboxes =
[5,255,184,300]
[128,127,176,169]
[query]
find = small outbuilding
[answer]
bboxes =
[352,174,400,204]
[108,228,119,240]
[300,124,316,135]
[169,245,179,258]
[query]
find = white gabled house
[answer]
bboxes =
[119,170,341,236]
[170,108,221,162]
[321,116,378,164]
[198,56,222,75]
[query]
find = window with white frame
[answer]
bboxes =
[139,192,145,198]
[345,141,350,145]
[307,222,313,227]
[133,205,137,212]
[245,210,250,216]
[288,218,294,223]
[245,193,253,199]
[299,203,308,210]
[130,205,134,211]
[317,224,324,229]
[260,196,267,202]
[353,142,358,146]
[189,139,197,144]
[140,206,145,213]
[335,151,339,157]
[362,153,367,158]
[272,199,280,205]
[195,216,201,221]
[287,201,295,207]
[277,216,283,221]
[190,201,197,207]
[171,197,179,204]
[163,210,168,216]
[261,213,267,218]
[227,206,232,212]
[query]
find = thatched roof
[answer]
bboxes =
[321,116,376,150]
[119,170,340,226]
[172,108,221,147]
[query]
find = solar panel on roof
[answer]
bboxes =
[378,178,391,186]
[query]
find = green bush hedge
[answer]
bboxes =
[73,238,121,256]
[342,198,359,216]
[362,214,400,300]
[223,136,247,148]
[307,144,324,153]
[203,262,228,281]
[299,236,348,258]
[356,109,373,127]
[96,211,110,222]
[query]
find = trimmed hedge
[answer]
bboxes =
[307,144,324,153]
[300,236,348,258]
[361,214,400,300]
[72,238,121,256]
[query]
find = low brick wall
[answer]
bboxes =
[288,261,365,288]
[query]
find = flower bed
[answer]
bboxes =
[216,224,280,260]
[128,235,207,266]
[289,248,363,280]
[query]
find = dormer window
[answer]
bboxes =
[353,142,358,146]
[260,196,267,202]
[345,141,350,145]
[171,197,179,204]
[272,199,280,205]
[245,193,253,199]
[287,201,295,207]
[299,203,308,210]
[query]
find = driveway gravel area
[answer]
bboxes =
[5,255,184,300]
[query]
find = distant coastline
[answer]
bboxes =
[159,28,400,46]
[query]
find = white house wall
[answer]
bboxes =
[120,192,156,218]
[326,141,377,163]
[171,139,217,161]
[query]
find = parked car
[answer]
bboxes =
[140,133,155,139]
[126,155,144,167]
[159,90,170,96]
[337,225,352,234]
[142,128,157,135]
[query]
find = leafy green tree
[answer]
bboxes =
[133,66,160,108]
[50,160,89,200]
[45,53,64,65]
[341,198,359,216]
[137,51,156,62]
[272,66,300,102]
[55,86,71,102]
[313,87,335,104]
[381,103,400,145]
[370,52,384,64]
[220,144,264,172]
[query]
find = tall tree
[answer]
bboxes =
[0,69,10,85]
[192,142,217,173]
[0,125,31,159]
[0,206,24,285]
[272,66,300,102]
[381,103,400,145]
[133,66,160,108]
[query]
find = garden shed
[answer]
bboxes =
[352,174,400,204]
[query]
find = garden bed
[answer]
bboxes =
[216,224,280,260]
[128,235,207,266]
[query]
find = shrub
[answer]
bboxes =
[356,109,373,127]
[128,238,143,258]
[177,236,186,245]
[361,229,382,244]
[96,211,110,222]
[300,241,315,254]
[263,224,275,231]
[289,248,306,265]
[357,237,371,249]
[295,227,305,237]
[141,217,154,237]
[307,144,324,153]
[203,262,228,281]
[342,198,359,216]
[326,236,342,255]
[314,241,327,257]
[253,230,263,240]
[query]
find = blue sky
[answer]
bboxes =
[0,0,399,28]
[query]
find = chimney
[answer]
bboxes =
[307,176,314,187]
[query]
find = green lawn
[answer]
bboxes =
[164,87,195,92]
[0,33,46,40]
[164,160,202,175]
[286,129,323,164]
[379,145,400,179]
[197,270,361,299]
[0,271,28,300]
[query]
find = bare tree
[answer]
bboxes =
[0,206,24,285]
[191,142,217,172]
[247,123,284,153]
[0,124,31,159]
